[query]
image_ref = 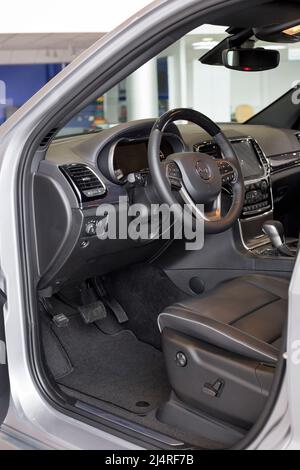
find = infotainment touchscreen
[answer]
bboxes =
[231,140,264,180]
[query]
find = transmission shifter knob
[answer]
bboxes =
[262,220,285,249]
[262,220,295,257]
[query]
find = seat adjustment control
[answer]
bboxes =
[203,379,224,398]
[175,351,187,367]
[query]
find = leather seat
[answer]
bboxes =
[158,274,289,363]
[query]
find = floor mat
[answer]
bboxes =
[41,319,74,380]
[42,310,229,449]
[102,263,187,349]
[47,316,171,414]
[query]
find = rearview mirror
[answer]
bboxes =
[222,48,280,72]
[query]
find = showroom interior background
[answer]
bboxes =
[0,24,299,128]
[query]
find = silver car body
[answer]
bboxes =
[0,0,299,450]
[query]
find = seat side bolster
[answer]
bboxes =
[158,309,279,363]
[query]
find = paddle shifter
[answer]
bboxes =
[262,220,295,257]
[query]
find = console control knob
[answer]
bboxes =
[85,222,96,236]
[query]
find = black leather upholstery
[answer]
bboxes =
[158,275,289,363]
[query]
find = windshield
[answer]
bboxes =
[59,25,300,137]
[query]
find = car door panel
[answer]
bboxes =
[0,289,9,425]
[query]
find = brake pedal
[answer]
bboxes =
[78,300,107,324]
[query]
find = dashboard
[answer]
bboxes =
[111,135,265,183]
[195,138,265,181]
[110,136,180,182]
[194,136,271,219]
[34,119,300,292]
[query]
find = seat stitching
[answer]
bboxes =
[268,335,282,345]
[158,312,278,362]
[229,297,280,326]
[243,277,288,299]
[171,295,280,326]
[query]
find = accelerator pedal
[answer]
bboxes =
[93,278,128,324]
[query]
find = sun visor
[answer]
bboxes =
[255,21,300,43]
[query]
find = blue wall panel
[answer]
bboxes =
[0,64,63,123]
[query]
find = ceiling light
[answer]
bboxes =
[288,48,300,61]
[264,45,286,50]
[188,25,227,35]
[192,41,218,50]
[203,37,213,42]
[283,24,300,36]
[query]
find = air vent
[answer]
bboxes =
[39,128,59,149]
[194,141,222,159]
[252,139,270,173]
[60,164,107,204]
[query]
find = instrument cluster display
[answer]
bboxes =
[113,139,173,181]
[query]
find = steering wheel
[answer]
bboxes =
[148,109,245,234]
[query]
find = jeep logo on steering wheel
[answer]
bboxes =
[195,161,212,181]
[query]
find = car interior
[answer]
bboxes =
[29,1,300,450]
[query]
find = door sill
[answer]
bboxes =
[75,400,185,448]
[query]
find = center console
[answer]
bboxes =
[229,137,273,221]
[231,138,275,254]
[241,179,272,218]
[195,137,275,254]
[195,136,299,263]
[160,136,295,300]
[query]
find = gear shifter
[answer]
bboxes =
[262,220,295,257]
